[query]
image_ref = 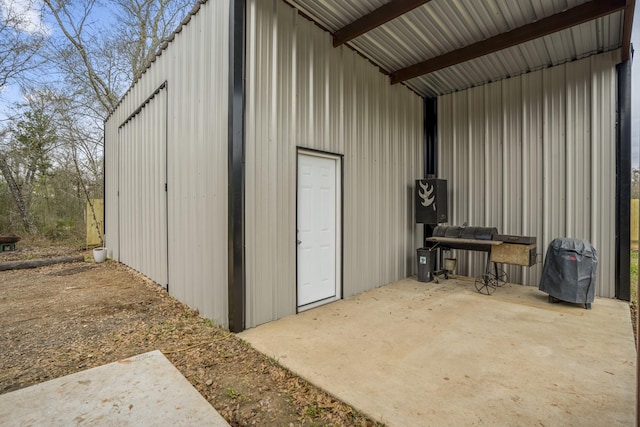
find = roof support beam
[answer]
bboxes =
[390,0,627,84]
[622,0,635,61]
[332,0,433,47]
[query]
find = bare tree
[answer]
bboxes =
[0,0,197,240]
[42,0,197,114]
[113,0,196,81]
[42,0,119,113]
[0,0,46,91]
[0,152,36,233]
[26,0,196,243]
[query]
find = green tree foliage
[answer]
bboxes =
[13,109,56,181]
[0,107,57,234]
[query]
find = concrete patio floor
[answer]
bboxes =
[240,276,637,427]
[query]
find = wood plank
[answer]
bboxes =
[491,244,537,267]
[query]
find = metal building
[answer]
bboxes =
[104,0,634,332]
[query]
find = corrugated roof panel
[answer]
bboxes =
[286,0,625,97]
[494,0,533,29]
[288,0,386,31]
[406,12,623,97]
[604,10,625,49]
[499,47,531,76]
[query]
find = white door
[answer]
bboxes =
[297,151,341,309]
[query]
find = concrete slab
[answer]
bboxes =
[240,277,636,427]
[0,350,229,426]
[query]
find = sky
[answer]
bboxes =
[0,0,47,117]
[0,0,114,120]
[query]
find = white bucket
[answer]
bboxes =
[93,247,107,263]
[444,258,457,272]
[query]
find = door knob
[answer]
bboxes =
[297,240,302,245]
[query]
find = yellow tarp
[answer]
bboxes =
[86,199,104,247]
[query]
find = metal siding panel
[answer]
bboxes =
[565,61,591,240]
[126,89,162,286]
[542,64,567,248]
[104,0,230,326]
[502,77,523,283]
[105,118,119,261]
[462,86,486,275]
[521,71,545,286]
[245,0,298,328]
[437,51,618,297]
[589,50,617,298]
[118,105,159,281]
[245,0,423,328]
[484,82,503,236]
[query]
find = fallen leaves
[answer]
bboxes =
[0,257,383,426]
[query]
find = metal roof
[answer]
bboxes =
[286,0,631,97]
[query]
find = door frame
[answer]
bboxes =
[296,148,343,312]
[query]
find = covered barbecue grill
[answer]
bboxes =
[427,225,505,294]
[539,238,598,309]
[414,179,537,294]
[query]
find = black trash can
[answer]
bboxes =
[417,247,436,282]
[539,238,598,309]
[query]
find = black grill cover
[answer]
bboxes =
[539,238,598,304]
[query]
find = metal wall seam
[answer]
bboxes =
[437,50,619,297]
[244,0,423,328]
[105,0,230,326]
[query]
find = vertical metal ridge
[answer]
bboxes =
[437,51,618,296]
[228,0,247,332]
[244,0,423,327]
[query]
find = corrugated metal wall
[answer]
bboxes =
[438,50,619,297]
[117,87,168,286]
[104,0,231,326]
[245,0,424,328]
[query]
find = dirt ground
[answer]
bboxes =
[0,247,383,426]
